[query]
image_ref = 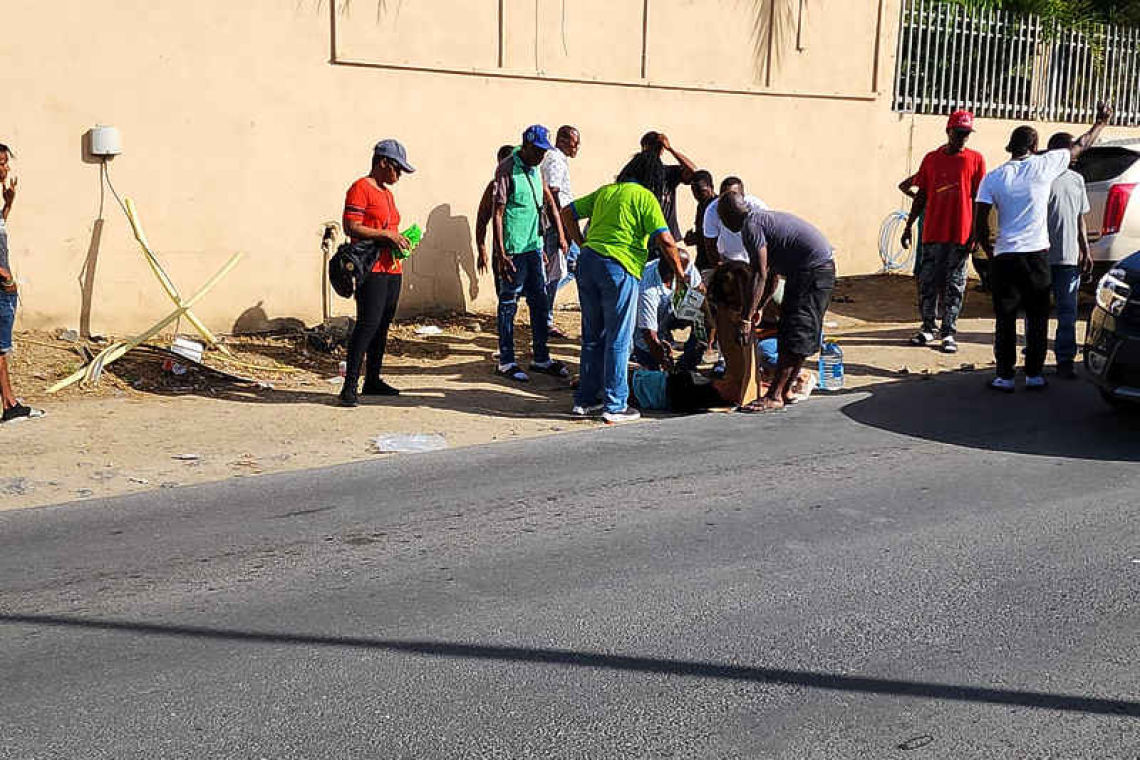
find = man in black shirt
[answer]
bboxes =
[685,169,717,271]
[640,131,697,260]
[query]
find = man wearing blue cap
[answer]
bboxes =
[492,125,569,382]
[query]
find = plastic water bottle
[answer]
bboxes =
[818,340,844,391]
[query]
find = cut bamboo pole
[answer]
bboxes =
[47,252,243,393]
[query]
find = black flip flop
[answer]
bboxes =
[530,360,570,378]
[496,364,530,382]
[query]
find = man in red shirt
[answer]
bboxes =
[901,111,986,354]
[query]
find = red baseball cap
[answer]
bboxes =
[947,110,975,132]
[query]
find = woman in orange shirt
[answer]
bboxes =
[339,139,415,407]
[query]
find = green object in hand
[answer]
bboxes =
[393,224,423,260]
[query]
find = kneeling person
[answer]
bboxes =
[632,249,705,372]
[716,192,836,412]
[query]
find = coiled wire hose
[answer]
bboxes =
[879,210,915,273]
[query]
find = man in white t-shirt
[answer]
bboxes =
[632,250,704,371]
[975,103,1112,393]
[702,177,769,265]
[541,125,580,339]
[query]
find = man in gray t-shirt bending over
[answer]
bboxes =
[717,192,836,412]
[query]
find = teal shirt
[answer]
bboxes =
[493,149,544,255]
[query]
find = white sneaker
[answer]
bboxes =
[988,377,1015,394]
[602,407,641,424]
[571,403,603,417]
[1025,375,1049,391]
[941,336,958,354]
[910,331,935,346]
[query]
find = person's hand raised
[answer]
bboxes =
[1095,101,1113,125]
[2,175,17,208]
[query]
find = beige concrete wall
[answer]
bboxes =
[2,0,1137,335]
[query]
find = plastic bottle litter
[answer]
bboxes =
[817,339,844,391]
[371,433,448,454]
[415,325,444,336]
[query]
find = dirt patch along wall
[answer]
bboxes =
[2,0,1136,337]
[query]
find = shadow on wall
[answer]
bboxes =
[78,129,108,338]
[750,0,801,84]
[399,203,478,316]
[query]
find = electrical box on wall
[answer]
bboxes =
[90,125,122,156]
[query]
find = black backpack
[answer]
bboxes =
[329,240,380,298]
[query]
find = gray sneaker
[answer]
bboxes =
[602,408,641,424]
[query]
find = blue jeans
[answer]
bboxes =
[631,315,704,372]
[1051,264,1080,364]
[575,247,638,413]
[0,290,16,354]
[496,250,550,367]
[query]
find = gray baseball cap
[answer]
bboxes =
[373,139,415,173]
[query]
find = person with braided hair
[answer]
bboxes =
[560,151,686,423]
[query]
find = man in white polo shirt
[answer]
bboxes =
[975,103,1111,393]
[702,177,769,265]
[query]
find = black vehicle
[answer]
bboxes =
[1084,249,1140,409]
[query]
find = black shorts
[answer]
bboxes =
[779,260,836,359]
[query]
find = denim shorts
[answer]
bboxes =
[0,290,16,354]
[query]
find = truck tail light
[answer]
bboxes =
[1102,183,1137,235]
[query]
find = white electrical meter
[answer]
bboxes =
[90,125,122,157]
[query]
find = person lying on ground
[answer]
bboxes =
[632,248,705,372]
[703,176,769,266]
[627,366,731,414]
[492,125,570,382]
[639,131,697,262]
[0,142,43,423]
[974,103,1111,394]
[717,192,837,413]
[475,144,517,275]
[560,151,687,424]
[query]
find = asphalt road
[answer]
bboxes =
[2,374,1139,759]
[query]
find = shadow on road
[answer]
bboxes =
[841,371,1140,462]
[2,613,1136,717]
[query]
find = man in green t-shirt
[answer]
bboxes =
[560,152,685,423]
[492,125,568,382]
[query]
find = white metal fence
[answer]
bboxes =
[892,0,1140,126]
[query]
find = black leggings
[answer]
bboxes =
[344,272,401,388]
